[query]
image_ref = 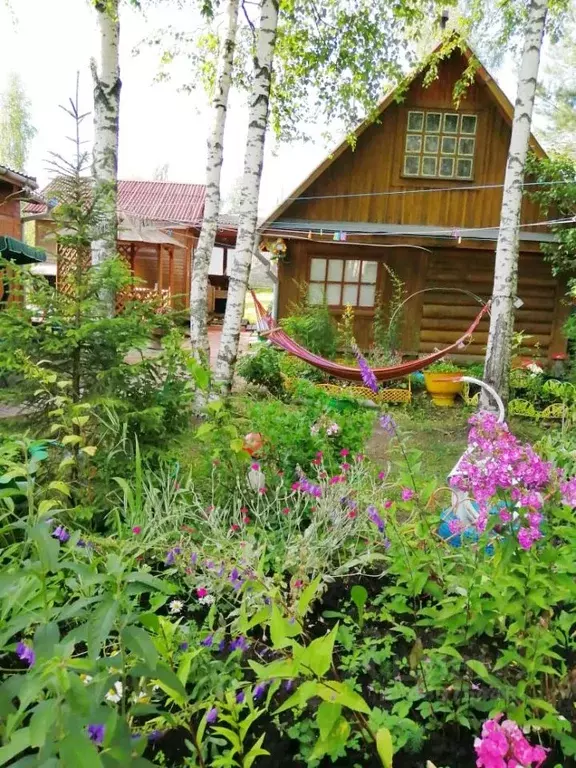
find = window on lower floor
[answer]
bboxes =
[308,257,378,307]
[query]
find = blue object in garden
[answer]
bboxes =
[438,509,495,554]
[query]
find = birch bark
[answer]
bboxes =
[190,0,240,359]
[215,0,279,390]
[481,0,548,409]
[91,0,121,283]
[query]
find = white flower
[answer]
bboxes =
[199,594,215,606]
[80,674,93,685]
[310,423,320,435]
[169,599,184,614]
[132,689,151,704]
[105,681,123,703]
[527,362,544,376]
[326,422,340,436]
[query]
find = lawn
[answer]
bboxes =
[366,393,551,482]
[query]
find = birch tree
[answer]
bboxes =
[190,0,240,360]
[214,0,279,390]
[0,73,36,173]
[481,0,549,409]
[90,0,121,284]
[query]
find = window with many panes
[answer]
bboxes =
[403,110,477,180]
[308,257,378,307]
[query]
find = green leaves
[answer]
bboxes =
[376,727,394,768]
[87,598,118,660]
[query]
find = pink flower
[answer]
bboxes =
[230,523,240,532]
[251,462,260,471]
[243,515,251,524]
[355,453,364,462]
[448,519,462,535]
[293,579,303,588]
[197,587,208,599]
[401,488,415,501]
[384,499,393,509]
[281,507,290,515]
[474,716,548,768]
[378,471,386,481]
[316,451,323,459]
[347,510,357,519]
[132,526,141,535]
[340,449,349,457]
[341,462,351,471]
[258,487,266,494]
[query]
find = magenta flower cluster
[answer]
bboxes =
[474,715,547,768]
[560,476,576,508]
[450,412,553,549]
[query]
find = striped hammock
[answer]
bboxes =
[250,291,490,383]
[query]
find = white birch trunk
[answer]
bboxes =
[90,0,121,280]
[190,0,240,360]
[481,0,548,410]
[214,0,279,391]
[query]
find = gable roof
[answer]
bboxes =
[25,179,206,226]
[260,39,547,229]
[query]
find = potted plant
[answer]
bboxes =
[423,359,464,406]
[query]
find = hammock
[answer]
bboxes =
[250,291,490,383]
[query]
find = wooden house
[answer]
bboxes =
[24,180,237,314]
[0,165,46,305]
[261,43,571,360]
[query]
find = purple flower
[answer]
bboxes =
[401,488,415,502]
[236,690,245,704]
[229,636,249,652]
[16,641,35,667]
[284,679,294,691]
[52,525,70,543]
[253,681,268,699]
[87,724,105,745]
[367,505,385,532]
[229,567,243,590]
[201,635,213,648]
[190,552,198,565]
[206,707,218,724]
[180,642,189,651]
[353,343,378,393]
[379,413,396,435]
[147,730,164,743]
[165,547,181,565]
[219,639,227,652]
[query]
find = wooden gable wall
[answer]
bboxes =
[279,52,543,230]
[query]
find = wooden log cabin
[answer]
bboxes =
[0,165,46,305]
[24,180,237,314]
[261,42,571,360]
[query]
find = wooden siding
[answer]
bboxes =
[277,240,566,358]
[277,53,543,233]
[0,183,21,239]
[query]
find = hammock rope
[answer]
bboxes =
[250,291,490,383]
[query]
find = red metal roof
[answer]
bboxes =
[117,180,205,225]
[24,179,206,225]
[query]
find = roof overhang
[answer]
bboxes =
[0,236,47,264]
[0,165,38,191]
[267,219,557,244]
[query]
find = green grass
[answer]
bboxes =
[244,288,273,324]
[366,393,553,483]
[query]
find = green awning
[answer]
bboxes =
[0,235,46,264]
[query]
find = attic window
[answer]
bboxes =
[404,110,477,180]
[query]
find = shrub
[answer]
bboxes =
[280,290,339,359]
[237,343,285,396]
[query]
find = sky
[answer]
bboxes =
[0,0,550,218]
